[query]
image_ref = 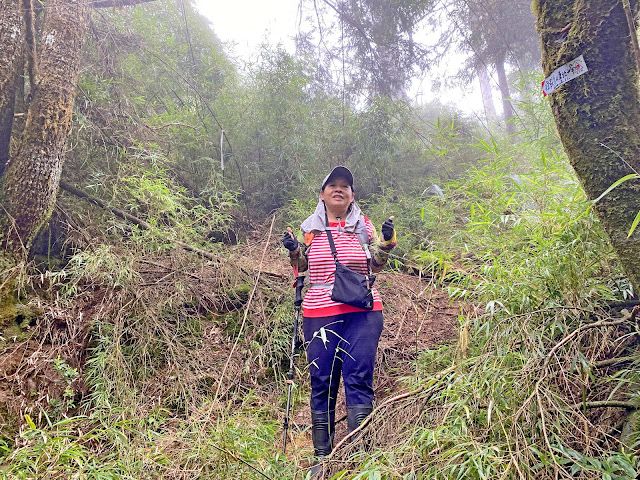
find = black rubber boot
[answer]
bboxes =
[347,405,373,434]
[311,410,335,456]
[309,410,335,479]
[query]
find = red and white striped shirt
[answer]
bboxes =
[303,217,383,317]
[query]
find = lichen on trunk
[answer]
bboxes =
[533,0,640,294]
[0,0,90,260]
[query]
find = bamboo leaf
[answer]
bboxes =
[320,327,328,346]
[628,210,640,237]
[24,414,36,429]
[592,174,640,204]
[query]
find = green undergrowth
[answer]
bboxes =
[322,141,640,478]
[6,135,638,480]
[7,0,634,476]
[4,127,640,479]
[3,59,640,477]
[1,238,310,478]
[0,398,298,479]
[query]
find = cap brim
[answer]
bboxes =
[322,166,353,189]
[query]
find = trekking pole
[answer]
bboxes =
[283,274,304,453]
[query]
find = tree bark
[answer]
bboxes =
[494,52,515,135]
[0,0,23,176]
[0,0,90,259]
[0,0,158,271]
[533,0,640,293]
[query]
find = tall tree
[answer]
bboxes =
[305,0,434,100]
[0,0,155,286]
[475,62,499,126]
[450,0,540,133]
[305,0,539,130]
[533,0,640,292]
[0,0,23,176]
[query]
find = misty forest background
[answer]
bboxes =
[2,0,640,479]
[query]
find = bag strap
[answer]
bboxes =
[324,207,371,276]
[324,208,339,263]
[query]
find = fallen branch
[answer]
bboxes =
[60,180,150,229]
[514,318,628,426]
[604,299,640,310]
[593,355,638,368]
[327,363,458,458]
[59,180,218,262]
[572,400,635,410]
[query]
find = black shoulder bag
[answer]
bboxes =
[325,215,376,310]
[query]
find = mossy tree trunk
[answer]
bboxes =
[0,0,23,176]
[0,0,31,301]
[533,0,640,294]
[0,0,90,264]
[0,0,156,272]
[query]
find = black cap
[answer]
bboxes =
[321,166,353,190]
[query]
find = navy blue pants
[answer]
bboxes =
[303,311,384,414]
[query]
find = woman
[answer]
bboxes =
[282,165,396,461]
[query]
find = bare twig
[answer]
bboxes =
[514,318,627,426]
[210,444,274,480]
[537,389,563,477]
[547,319,627,364]
[59,180,219,262]
[571,400,635,410]
[327,364,457,457]
[91,0,156,8]
[212,215,276,403]
[144,122,199,131]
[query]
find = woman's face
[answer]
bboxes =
[320,176,354,215]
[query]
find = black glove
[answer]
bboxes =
[381,218,395,241]
[282,231,299,251]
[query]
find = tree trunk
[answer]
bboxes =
[0,0,23,176]
[0,0,90,259]
[495,52,515,134]
[475,62,499,128]
[533,0,640,293]
[376,40,407,100]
